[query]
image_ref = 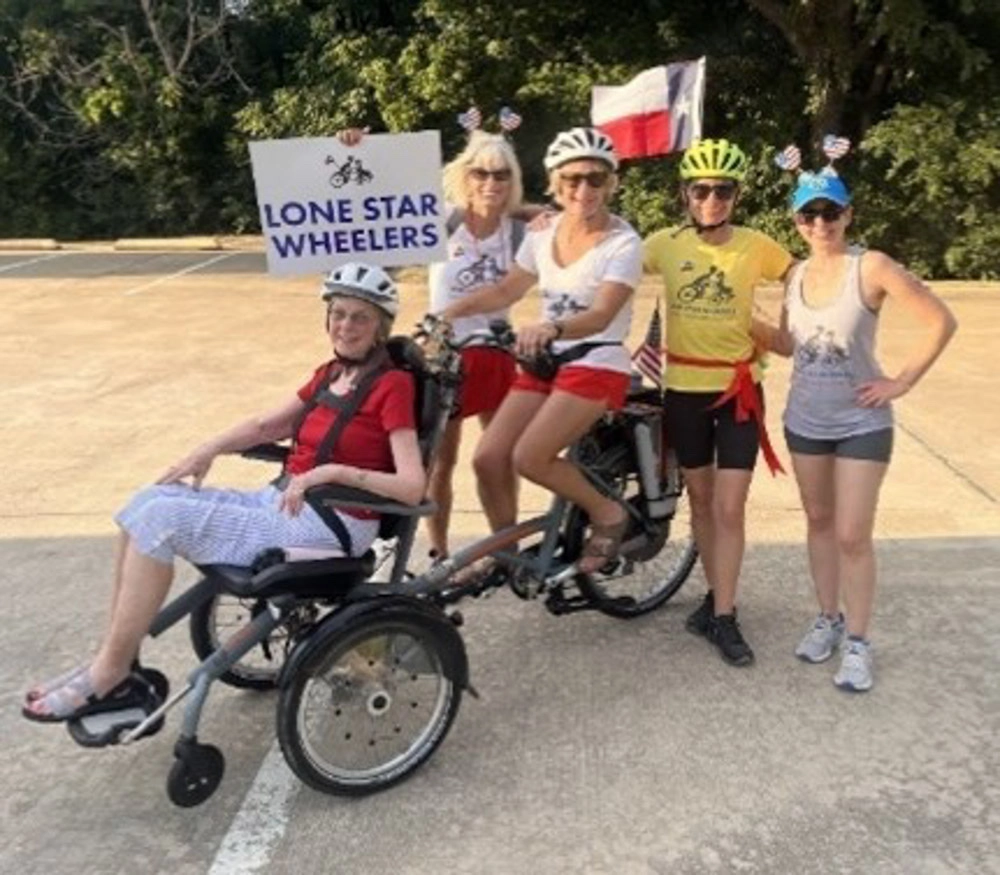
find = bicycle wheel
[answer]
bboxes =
[190,593,300,690]
[277,608,463,797]
[570,445,698,618]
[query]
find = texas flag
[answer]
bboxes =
[591,58,706,161]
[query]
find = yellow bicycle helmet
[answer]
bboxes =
[679,139,749,182]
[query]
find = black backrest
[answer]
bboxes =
[379,336,443,543]
[384,336,442,462]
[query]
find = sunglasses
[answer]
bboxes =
[469,167,512,182]
[560,171,611,189]
[797,204,846,224]
[688,182,738,202]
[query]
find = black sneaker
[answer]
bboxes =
[684,591,715,637]
[707,613,755,666]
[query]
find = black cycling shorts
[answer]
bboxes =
[663,387,763,471]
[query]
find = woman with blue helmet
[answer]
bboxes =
[761,147,957,692]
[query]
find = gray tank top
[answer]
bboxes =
[783,248,893,439]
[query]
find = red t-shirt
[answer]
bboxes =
[286,365,417,476]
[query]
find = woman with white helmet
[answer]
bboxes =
[22,262,426,723]
[442,126,643,577]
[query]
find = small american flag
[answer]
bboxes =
[822,134,851,162]
[458,106,482,132]
[632,306,663,387]
[774,144,801,171]
[498,106,522,132]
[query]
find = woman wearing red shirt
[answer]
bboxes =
[23,262,425,724]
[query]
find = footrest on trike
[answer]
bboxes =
[66,667,169,749]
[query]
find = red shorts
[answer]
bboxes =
[456,347,516,418]
[512,365,630,411]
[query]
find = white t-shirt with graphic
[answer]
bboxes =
[429,209,517,343]
[515,214,643,373]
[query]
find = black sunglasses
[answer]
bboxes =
[469,167,512,182]
[688,182,738,202]
[560,170,610,189]
[797,204,846,224]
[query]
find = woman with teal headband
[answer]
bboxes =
[761,138,957,692]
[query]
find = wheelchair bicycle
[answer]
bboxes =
[66,316,696,807]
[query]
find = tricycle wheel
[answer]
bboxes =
[167,740,225,808]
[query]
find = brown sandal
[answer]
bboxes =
[579,513,629,575]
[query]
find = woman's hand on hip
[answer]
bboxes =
[856,377,909,407]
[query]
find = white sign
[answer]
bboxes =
[249,131,448,276]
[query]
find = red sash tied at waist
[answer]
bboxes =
[666,351,785,475]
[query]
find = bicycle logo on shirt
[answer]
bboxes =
[546,293,589,319]
[798,327,849,368]
[676,266,735,305]
[456,255,506,290]
[325,154,374,188]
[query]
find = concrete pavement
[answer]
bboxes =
[0,253,997,874]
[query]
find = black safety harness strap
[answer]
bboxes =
[278,347,394,556]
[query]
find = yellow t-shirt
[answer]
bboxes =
[643,226,792,391]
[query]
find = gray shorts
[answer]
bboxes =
[784,427,893,462]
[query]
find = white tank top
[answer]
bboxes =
[783,247,893,439]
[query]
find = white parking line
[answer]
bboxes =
[0,252,69,274]
[122,252,237,296]
[208,741,301,875]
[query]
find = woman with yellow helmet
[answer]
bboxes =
[643,138,793,666]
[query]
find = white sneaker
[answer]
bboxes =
[834,638,874,692]
[794,614,845,663]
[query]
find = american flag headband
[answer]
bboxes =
[457,105,523,139]
[774,134,851,185]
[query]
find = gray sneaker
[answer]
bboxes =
[794,613,845,663]
[834,638,874,692]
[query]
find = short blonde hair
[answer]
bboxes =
[441,131,524,213]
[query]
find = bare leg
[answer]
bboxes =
[473,390,546,532]
[834,457,888,638]
[790,452,839,615]
[513,391,615,518]
[512,391,622,573]
[88,543,175,695]
[682,465,717,592]
[107,529,130,622]
[709,468,753,615]
[426,417,464,557]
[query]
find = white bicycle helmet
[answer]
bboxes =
[321,262,399,318]
[544,127,619,172]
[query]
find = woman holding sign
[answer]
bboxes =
[442,127,642,578]
[340,122,531,564]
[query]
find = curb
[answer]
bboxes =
[0,239,60,251]
[113,236,222,251]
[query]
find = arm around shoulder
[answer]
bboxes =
[441,264,535,322]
